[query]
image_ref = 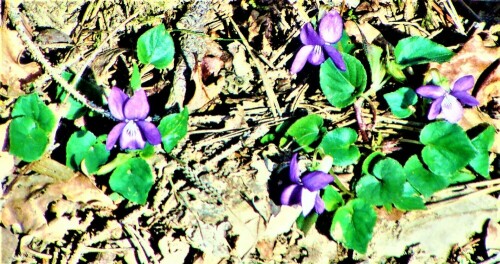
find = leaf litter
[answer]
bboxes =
[0,0,499,263]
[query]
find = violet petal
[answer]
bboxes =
[120,121,146,149]
[290,45,314,74]
[289,153,301,184]
[302,171,334,191]
[439,94,463,123]
[323,45,346,71]
[307,45,326,65]
[106,122,126,150]
[281,184,302,205]
[319,10,343,44]
[427,96,444,120]
[136,121,162,145]
[452,75,474,92]
[301,188,317,216]
[124,89,149,120]
[451,91,479,106]
[314,194,325,214]
[300,23,324,46]
[108,87,128,120]
[416,85,446,99]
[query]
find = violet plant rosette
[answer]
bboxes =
[416,75,479,123]
[290,10,346,74]
[105,87,162,150]
[281,153,334,216]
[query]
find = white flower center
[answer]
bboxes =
[313,45,322,55]
[123,120,140,137]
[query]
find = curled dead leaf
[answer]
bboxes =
[1,169,115,241]
[0,27,42,95]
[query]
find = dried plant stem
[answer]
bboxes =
[228,16,282,117]
[7,6,112,118]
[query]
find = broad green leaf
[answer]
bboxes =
[420,121,477,176]
[140,143,155,159]
[469,125,495,178]
[11,93,55,133]
[448,170,476,184]
[9,117,49,162]
[330,199,376,254]
[361,151,385,175]
[395,36,454,67]
[158,107,189,153]
[81,143,109,174]
[356,158,406,208]
[323,185,344,212]
[383,87,418,118]
[285,114,323,149]
[393,182,426,211]
[319,127,360,166]
[404,155,449,197]
[137,24,175,69]
[130,62,141,91]
[334,30,355,54]
[320,53,367,108]
[109,158,153,204]
[66,130,109,174]
[66,130,97,170]
[296,212,318,235]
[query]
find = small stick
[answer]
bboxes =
[7,6,113,119]
[228,16,282,117]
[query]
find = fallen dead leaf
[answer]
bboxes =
[367,193,499,263]
[159,231,190,264]
[1,169,115,241]
[459,108,500,154]
[430,32,500,105]
[1,227,19,263]
[485,220,500,258]
[0,27,42,95]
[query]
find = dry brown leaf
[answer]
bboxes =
[1,171,115,239]
[459,109,500,153]
[485,220,500,257]
[345,20,382,44]
[430,32,500,106]
[1,227,18,263]
[0,27,42,94]
[367,193,499,262]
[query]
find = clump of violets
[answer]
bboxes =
[416,75,479,123]
[281,153,334,216]
[290,10,346,74]
[106,87,162,150]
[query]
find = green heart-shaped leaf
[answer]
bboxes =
[383,87,418,118]
[395,36,454,67]
[285,114,324,150]
[404,155,449,197]
[468,125,495,178]
[356,158,406,208]
[9,117,50,162]
[66,130,109,174]
[393,182,426,211]
[319,127,360,166]
[158,107,189,153]
[109,158,153,204]
[320,53,367,108]
[137,24,175,69]
[11,93,55,133]
[420,121,477,176]
[330,199,376,254]
[322,185,344,212]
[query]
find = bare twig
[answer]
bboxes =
[7,6,112,119]
[228,16,282,117]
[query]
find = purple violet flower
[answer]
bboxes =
[290,10,346,74]
[416,75,479,123]
[280,153,334,216]
[106,87,162,150]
